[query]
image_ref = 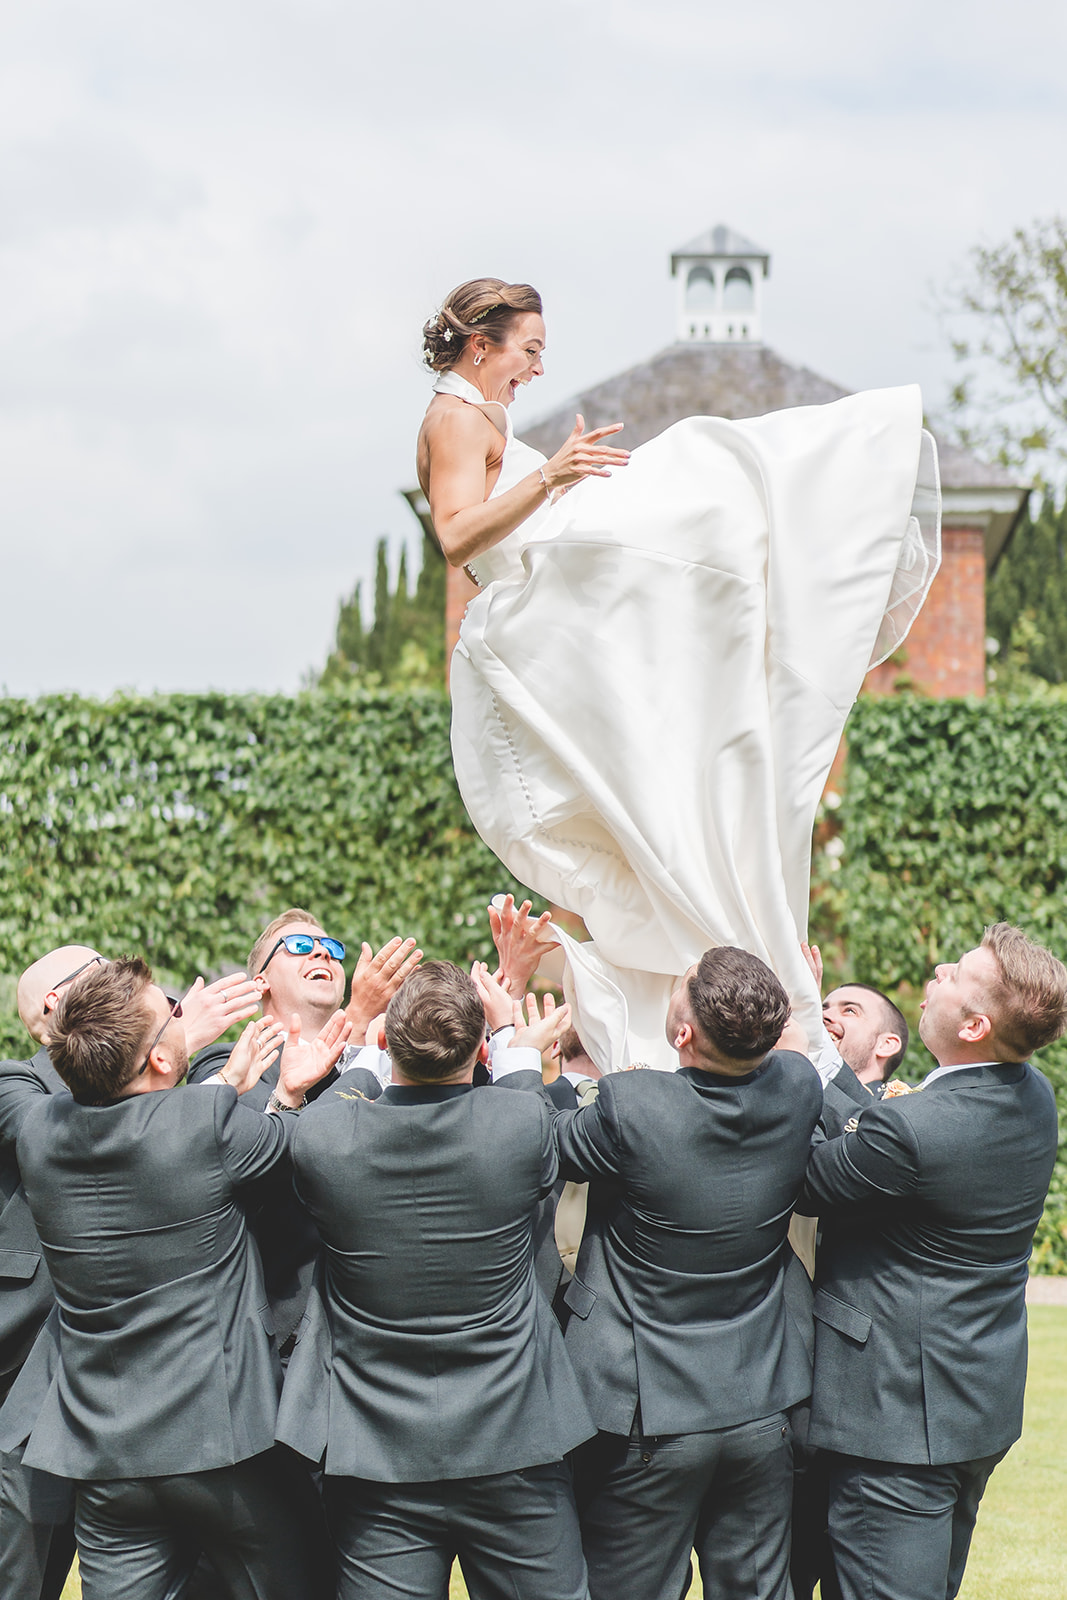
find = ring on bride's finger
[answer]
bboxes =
[221,991,228,1002]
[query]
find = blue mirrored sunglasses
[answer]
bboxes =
[256,933,346,976]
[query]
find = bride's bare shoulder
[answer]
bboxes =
[420,395,499,452]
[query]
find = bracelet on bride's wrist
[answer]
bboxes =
[538,468,551,500]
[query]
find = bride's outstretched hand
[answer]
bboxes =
[542,415,629,493]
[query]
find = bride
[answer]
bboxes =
[417,277,941,1072]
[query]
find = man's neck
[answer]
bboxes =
[391,1065,475,1088]
[680,1049,766,1078]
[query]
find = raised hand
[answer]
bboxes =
[181,973,262,1054]
[470,961,515,1033]
[542,414,629,494]
[488,895,559,998]
[346,938,423,1039]
[801,942,824,991]
[270,1010,352,1108]
[508,992,572,1058]
[219,1017,285,1094]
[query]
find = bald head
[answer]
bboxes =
[17,946,106,1043]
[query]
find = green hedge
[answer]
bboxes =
[0,687,536,1058]
[831,695,1067,1270]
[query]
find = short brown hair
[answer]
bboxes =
[981,923,1067,1058]
[385,961,486,1082]
[247,908,323,979]
[423,279,543,373]
[688,947,790,1063]
[49,957,155,1102]
[559,1028,586,1064]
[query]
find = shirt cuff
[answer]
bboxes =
[487,1025,516,1063]
[811,1039,845,1087]
[491,1047,543,1081]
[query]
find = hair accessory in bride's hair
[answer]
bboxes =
[469,305,499,324]
[442,328,453,342]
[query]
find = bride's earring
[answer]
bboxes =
[473,354,483,366]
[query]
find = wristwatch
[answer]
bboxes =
[267,1090,307,1113]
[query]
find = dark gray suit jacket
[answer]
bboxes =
[801,1061,1058,1465]
[189,1043,382,1347]
[0,1049,66,1390]
[0,1070,296,1480]
[276,1080,595,1481]
[523,1051,824,1437]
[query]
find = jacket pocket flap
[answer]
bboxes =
[563,1276,597,1320]
[813,1288,871,1345]
[0,1249,40,1282]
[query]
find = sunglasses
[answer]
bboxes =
[138,994,184,1077]
[256,933,346,976]
[43,954,108,1014]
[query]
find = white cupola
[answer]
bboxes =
[670,224,770,344]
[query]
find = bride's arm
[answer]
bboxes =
[426,407,629,568]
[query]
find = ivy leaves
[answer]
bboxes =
[0,685,537,1057]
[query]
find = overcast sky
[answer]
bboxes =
[2,0,1065,697]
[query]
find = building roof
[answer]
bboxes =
[518,342,1029,568]
[671,225,770,276]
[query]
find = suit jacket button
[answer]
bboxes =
[641,1452,651,1463]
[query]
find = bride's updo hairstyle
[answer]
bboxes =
[423,278,542,372]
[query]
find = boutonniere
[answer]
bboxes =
[882,1079,920,1098]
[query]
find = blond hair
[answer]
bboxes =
[247,908,323,978]
[981,922,1067,1058]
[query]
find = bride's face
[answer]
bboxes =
[474,312,545,406]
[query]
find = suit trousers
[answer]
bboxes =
[573,1411,794,1600]
[826,1450,1008,1600]
[74,1446,334,1600]
[325,1460,589,1600]
[0,1440,75,1600]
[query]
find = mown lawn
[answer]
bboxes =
[62,1307,1067,1600]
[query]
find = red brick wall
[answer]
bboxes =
[864,527,987,698]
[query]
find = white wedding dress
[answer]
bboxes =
[440,370,941,1072]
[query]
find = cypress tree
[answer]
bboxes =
[987,495,1067,684]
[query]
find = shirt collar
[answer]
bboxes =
[923,1060,1008,1086]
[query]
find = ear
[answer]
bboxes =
[674,1020,694,1052]
[959,1012,993,1045]
[146,1042,173,1082]
[875,1031,903,1063]
[43,990,61,1015]
[377,1026,388,1052]
[478,1038,489,1064]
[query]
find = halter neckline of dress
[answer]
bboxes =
[432,370,512,436]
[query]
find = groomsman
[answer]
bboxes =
[493,947,823,1600]
[0,947,105,1600]
[0,943,284,1600]
[0,956,346,1599]
[277,960,594,1600]
[188,908,418,1351]
[802,923,1066,1600]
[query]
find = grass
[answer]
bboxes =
[60,1307,1067,1600]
